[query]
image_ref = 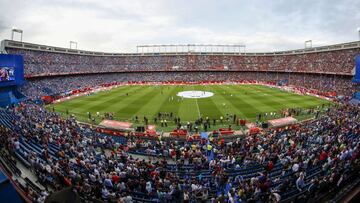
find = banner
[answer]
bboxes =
[99,120,133,131]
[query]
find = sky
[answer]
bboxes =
[0,0,359,53]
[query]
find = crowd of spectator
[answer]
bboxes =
[5,45,358,99]
[19,72,355,99]
[1,43,359,202]
[0,100,359,203]
[6,47,359,76]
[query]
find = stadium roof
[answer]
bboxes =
[0,0,359,52]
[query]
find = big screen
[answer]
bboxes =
[0,67,15,82]
[0,54,24,87]
[353,54,360,83]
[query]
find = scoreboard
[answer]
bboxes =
[0,54,24,87]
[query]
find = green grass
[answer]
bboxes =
[47,84,332,131]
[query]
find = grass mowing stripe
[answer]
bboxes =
[250,85,330,108]
[55,86,130,108]
[58,86,151,122]
[83,86,144,113]
[240,85,330,116]
[232,85,300,110]
[113,87,160,119]
[153,86,182,118]
[50,84,332,128]
[208,85,247,119]
[216,85,264,118]
[52,86,145,123]
[197,85,227,119]
[177,85,199,121]
[224,85,283,119]
[229,85,282,111]
[132,86,175,119]
[63,86,143,111]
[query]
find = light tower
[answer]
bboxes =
[70,41,78,49]
[304,40,312,49]
[11,28,23,42]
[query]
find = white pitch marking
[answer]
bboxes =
[195,97,201,118]
[177,90,214,99]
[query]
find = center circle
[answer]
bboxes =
[176,91,214,99]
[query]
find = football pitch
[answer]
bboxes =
[48,84,332,130]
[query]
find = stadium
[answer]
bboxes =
[0,1,360,203]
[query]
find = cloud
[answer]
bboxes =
[0,20,8,33]
[0,0,359,52]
